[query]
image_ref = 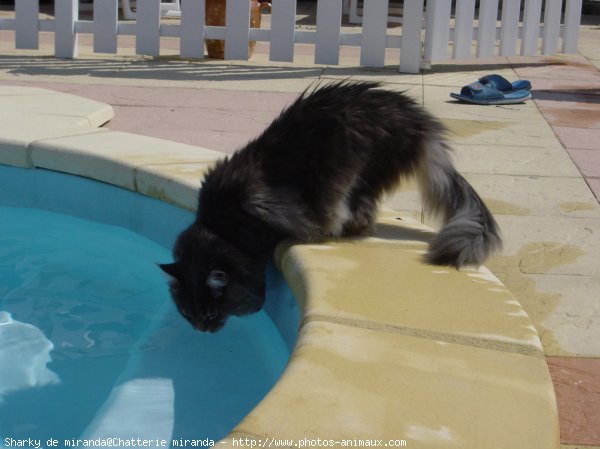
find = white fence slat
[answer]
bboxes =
[315,0,342,65]
[55,0,78,58]
[180,0,205,58]
[93,0,118,54]
[499,0,520,56]
[453,0,475,58]
[15,0,38,49]
[542,0,563,55]
[424,0,452,62]
[136,0,161,56]
[225,0,251,60]
[360,0,389,67]
[270,0,297,62]
[477,0,499,57]
[521,0,542,55]
[399,0,424,73]
[563,0,582,53]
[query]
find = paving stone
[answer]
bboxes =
[554,127,600,151]
[452,143,582,178]
[488,216,600,277]
[464,173,600,219]
[547,357,600,446]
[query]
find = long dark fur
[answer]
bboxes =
[160,81,501,332]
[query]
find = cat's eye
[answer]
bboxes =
[207,270,228,289]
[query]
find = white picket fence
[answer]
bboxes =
[0,0,583,73]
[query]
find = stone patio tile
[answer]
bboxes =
[277,237,543,354]
[492,269,600,357]
[104,103,280,154]
[568,149,600,178]
[463,173,600,219]
[234,321,558,449]
[553,127,600,151]
[522,76,600,92]
[533,92,600,112]
[588,178,600,201]
[532,274,600,357]
[487,216,600,277]
[512,60,600,80]
[442,118,563,150]
[508,54,594,74]
[539,108,600,129]
[452,143,582,177]
[29,131,221,191]
[547,357,600,445]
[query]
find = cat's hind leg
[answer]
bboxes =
[341,186,379,236]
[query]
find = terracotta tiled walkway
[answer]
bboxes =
[517,24,600,447]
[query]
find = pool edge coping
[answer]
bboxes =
[0,86,560,448]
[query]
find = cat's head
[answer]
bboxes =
[159,226,265,332]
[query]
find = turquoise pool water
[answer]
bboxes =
[0,166,298,446]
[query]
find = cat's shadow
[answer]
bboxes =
[372,222,436,244]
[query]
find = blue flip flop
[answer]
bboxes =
[478,74,532,93]
[450,82,532,105]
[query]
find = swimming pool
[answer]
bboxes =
[0,165,299,446]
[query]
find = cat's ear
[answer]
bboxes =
[206,270,228,289]
[159,263,180,282]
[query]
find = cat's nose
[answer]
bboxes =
[195,319,224,333]
[194,321,208,332]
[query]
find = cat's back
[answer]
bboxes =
[249,81,440,161]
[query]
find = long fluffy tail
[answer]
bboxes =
[417,138,501,268]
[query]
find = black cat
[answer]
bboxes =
[160,81,501,332]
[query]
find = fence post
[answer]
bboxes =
[477,0,499,58]
[360,0,389,67]
[453,0,475,59]
[15,0,39,50]
[224,0,251,60]
[521,0,542,55]
[270,0,297,62]
[315,0,342,65]
[499,0,520,56]
[181,0,205,58]
[542,0,562,55]
[136,0,161,56]
[94,0,118,54]
[399,0,423,73]
[424,0,451,62]
[563,0,583,53]
[55,0,78,58]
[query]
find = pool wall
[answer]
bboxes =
[0,87,560,449]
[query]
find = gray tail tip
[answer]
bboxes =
[424,223,502,269]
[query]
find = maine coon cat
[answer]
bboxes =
[160,81,501,332]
